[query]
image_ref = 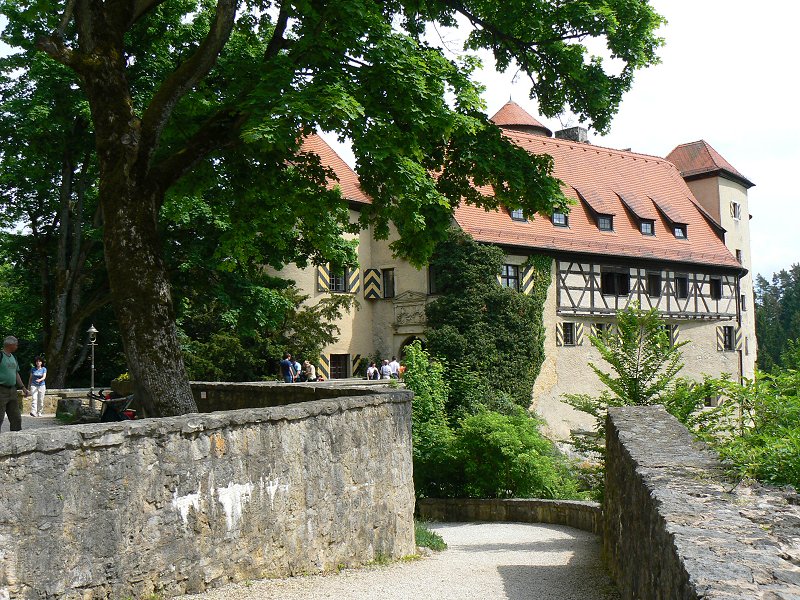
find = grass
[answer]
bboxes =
[414,519,447,551]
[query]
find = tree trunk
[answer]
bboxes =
[101,180,197,416]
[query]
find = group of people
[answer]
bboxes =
[1,335,48,432]
[279,353,321,383]
[366,356,403,380]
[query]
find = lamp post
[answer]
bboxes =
[88,325,98,409]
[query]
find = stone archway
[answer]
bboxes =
[399,336,426,359]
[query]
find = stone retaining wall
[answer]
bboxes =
[0,389,415,599]
[416,498,601,534]
[605,405,800,599]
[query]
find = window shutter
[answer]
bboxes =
[591,323,600,338]
[317,265,330,292]
[347,268,360,294]
[317,354,330,380]
[521,265,534,295]
[363,269,382,299]
[735,326,743,351]
[556,323,564,347]
[670,324,680,347]
[716,326,724,352]
[352,354,363,376]
[575,323,584,346]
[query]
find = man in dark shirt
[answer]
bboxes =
[279,353,295,383]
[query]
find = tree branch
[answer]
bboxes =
[264,2,290,60]
[446,0,588,50]
[138,0,237,176]
[35,35,78,69]
[150,108,248,195]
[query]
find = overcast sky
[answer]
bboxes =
[468,0,799,280]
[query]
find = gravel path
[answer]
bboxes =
[0,412,61,433]
[185,522,620,600]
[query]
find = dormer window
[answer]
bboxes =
[598,215,613,231]
[640,220,654,236]
[510,208,526,222]
[552,212,568,227]
[674,225,687,239]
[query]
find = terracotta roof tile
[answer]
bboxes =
[616,190,659,221]
[300,134,371,204]
[666,140,754,188]
[490,101,553,137]
[574,184,617,215]
[454,131,742,270]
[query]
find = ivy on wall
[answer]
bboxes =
[424,229,552,418]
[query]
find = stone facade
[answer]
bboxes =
[0,389,415,599]
[604,405,800,599]
[416,497,601,535]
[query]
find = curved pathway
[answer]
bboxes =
[186,522,620,600]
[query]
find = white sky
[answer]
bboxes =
[468,0,799,280]
[3,3,797,278]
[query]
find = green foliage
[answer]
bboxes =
[565,304,688,458]
[404,341,583,499]
[425,229,550,416]
[454,408,581,499]
[713,363,800,489]
[414,520,447,552]
[755,265,800,371]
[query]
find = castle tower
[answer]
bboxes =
[667,140,757,379]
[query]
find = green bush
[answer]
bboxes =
[454,408,582,499]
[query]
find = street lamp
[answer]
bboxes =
[87,325,98,409]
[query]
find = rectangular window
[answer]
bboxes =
[500,264,520,290]
[640,220,654,236]
[428,265,441,295]
[710,278,722,300]
[552,212,568,227]
[598,215,613,231]
[647,272,662,297]
[329,354,349,379]
[675,275,689,299]
[382,268,395,299]
[329,268,348,292]
[601,268,630,296]
[723,326,735,351]
[740,293,747,311]
[562,322,576,346]
[510,208,526,221]
[735,249,742,263]
[674,225,687,239]
[731,201,741,220]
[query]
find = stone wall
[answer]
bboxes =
[0,389,415,599]
[605,405,800,599]
[416,497,601,534]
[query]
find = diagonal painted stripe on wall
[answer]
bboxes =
[363,269,382,299]
[318,354,330,379]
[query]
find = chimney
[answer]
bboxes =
[554,126,589,144]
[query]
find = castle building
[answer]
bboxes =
[274,102,756,440]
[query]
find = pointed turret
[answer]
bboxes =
[490,101,553,137]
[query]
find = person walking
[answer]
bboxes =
[28,355,47,417]
[1,336,29,432]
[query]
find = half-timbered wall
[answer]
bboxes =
[556,260,738,320]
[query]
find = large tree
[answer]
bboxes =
[2,0,663,415]
[755,265,800,371]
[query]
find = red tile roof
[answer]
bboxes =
[300,134,371,204]
[666,140,754,188]
[490,101,553,137]
[454,130,742,270]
